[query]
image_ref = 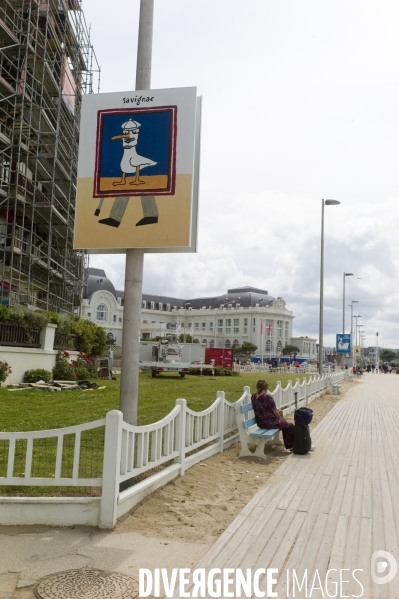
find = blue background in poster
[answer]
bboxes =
[336,334,351,354]
[98,111,172,178]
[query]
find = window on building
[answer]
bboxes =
[119,318,122,323]
[210,339,215,347]
[158,303,163,311]
[265,319,273,337]
[96,304,107,322]
[202,339,207,345]
[243,318,248,333]
[194,322,199,330]
[225,318,231,334]
[276,340,283,353]
[218,319,223,333]
[188,322,192,329]
[142,301,146,309]
[285,322,288,339]
[113,315,117,323]
[201,322,206,330]
[166,303,170,311]
[87,312,91,319]
[233,318,239,333]
[150,302,155,309]
[236,303,240,308]
[277,320,282,338]
[266,339,273,352]
[209,321,214,331]
[143,320,148,323]
[253,318,256,333]
[233,339,239,347]
[225,339,231,348]
[218,341,223,348]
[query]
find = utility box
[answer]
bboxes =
[205,348,233,369]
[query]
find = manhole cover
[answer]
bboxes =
[34,568,138,599]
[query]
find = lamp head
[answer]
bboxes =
[345,273,354,276]
[324,199,340,206]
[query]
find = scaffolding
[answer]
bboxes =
[0,0,100,313]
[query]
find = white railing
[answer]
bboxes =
[0,370,348,528]
[0,418,105,487]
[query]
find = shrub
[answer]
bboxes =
[0,305,10,322]
[52,352,77,381]
[189,366,239,376]
[71,319,109,357]
[8,306,47,329]
[38,311,62,327]
[24,369,52,384]
[0,360,12,383]
[71,353,96,380]
[8,305,26,326]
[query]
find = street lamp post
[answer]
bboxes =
[353,315,362,366]
[319,199,340,376]
[343,272,354,334]
[349,300,358,368]
[183,302,191,343]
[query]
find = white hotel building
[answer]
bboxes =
[81,269,297,357]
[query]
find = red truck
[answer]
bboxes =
[205,348,233,369]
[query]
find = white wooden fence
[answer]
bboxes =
[0,370,347,528]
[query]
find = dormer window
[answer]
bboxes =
[150,302,155,309]
[142,301,146,309]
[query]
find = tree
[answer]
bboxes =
[234,342,257,356]
[380,349,397,363]
[282,344,300,357]
[178,334,199,343]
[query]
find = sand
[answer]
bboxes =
[115,380,354,546]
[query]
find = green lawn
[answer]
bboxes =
[0,371,311,432]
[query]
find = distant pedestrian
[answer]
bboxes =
[388,364,393,374]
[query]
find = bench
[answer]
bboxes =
[331,383,341,395]
[234,400,282,459]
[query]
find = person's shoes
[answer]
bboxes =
[136,216,158,226]
[98,218,121,228]
[310,445,316,451]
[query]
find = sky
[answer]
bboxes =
[82,0,399,349]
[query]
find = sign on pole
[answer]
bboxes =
[336,334,351,354]
[74,87,200,253]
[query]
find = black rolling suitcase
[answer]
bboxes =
[293,408,313,455]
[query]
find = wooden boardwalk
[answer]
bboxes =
[195,374,399,598]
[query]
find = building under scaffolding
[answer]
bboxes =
[0,0,99,313]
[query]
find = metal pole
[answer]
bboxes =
[342,272,345,334]
[318,200,325,376]
[350,303,353,368]
[119,0,154,424]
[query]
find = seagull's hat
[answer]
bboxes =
[121,119,141,130]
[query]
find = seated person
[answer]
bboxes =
[251,379,294,450]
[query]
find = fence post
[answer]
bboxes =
[99,410,123,529]
[175,399,187,476]
[276,381,281,410]
[217,391,225,453]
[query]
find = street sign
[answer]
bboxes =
[74,87,200,253]
[336,334,351,354]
